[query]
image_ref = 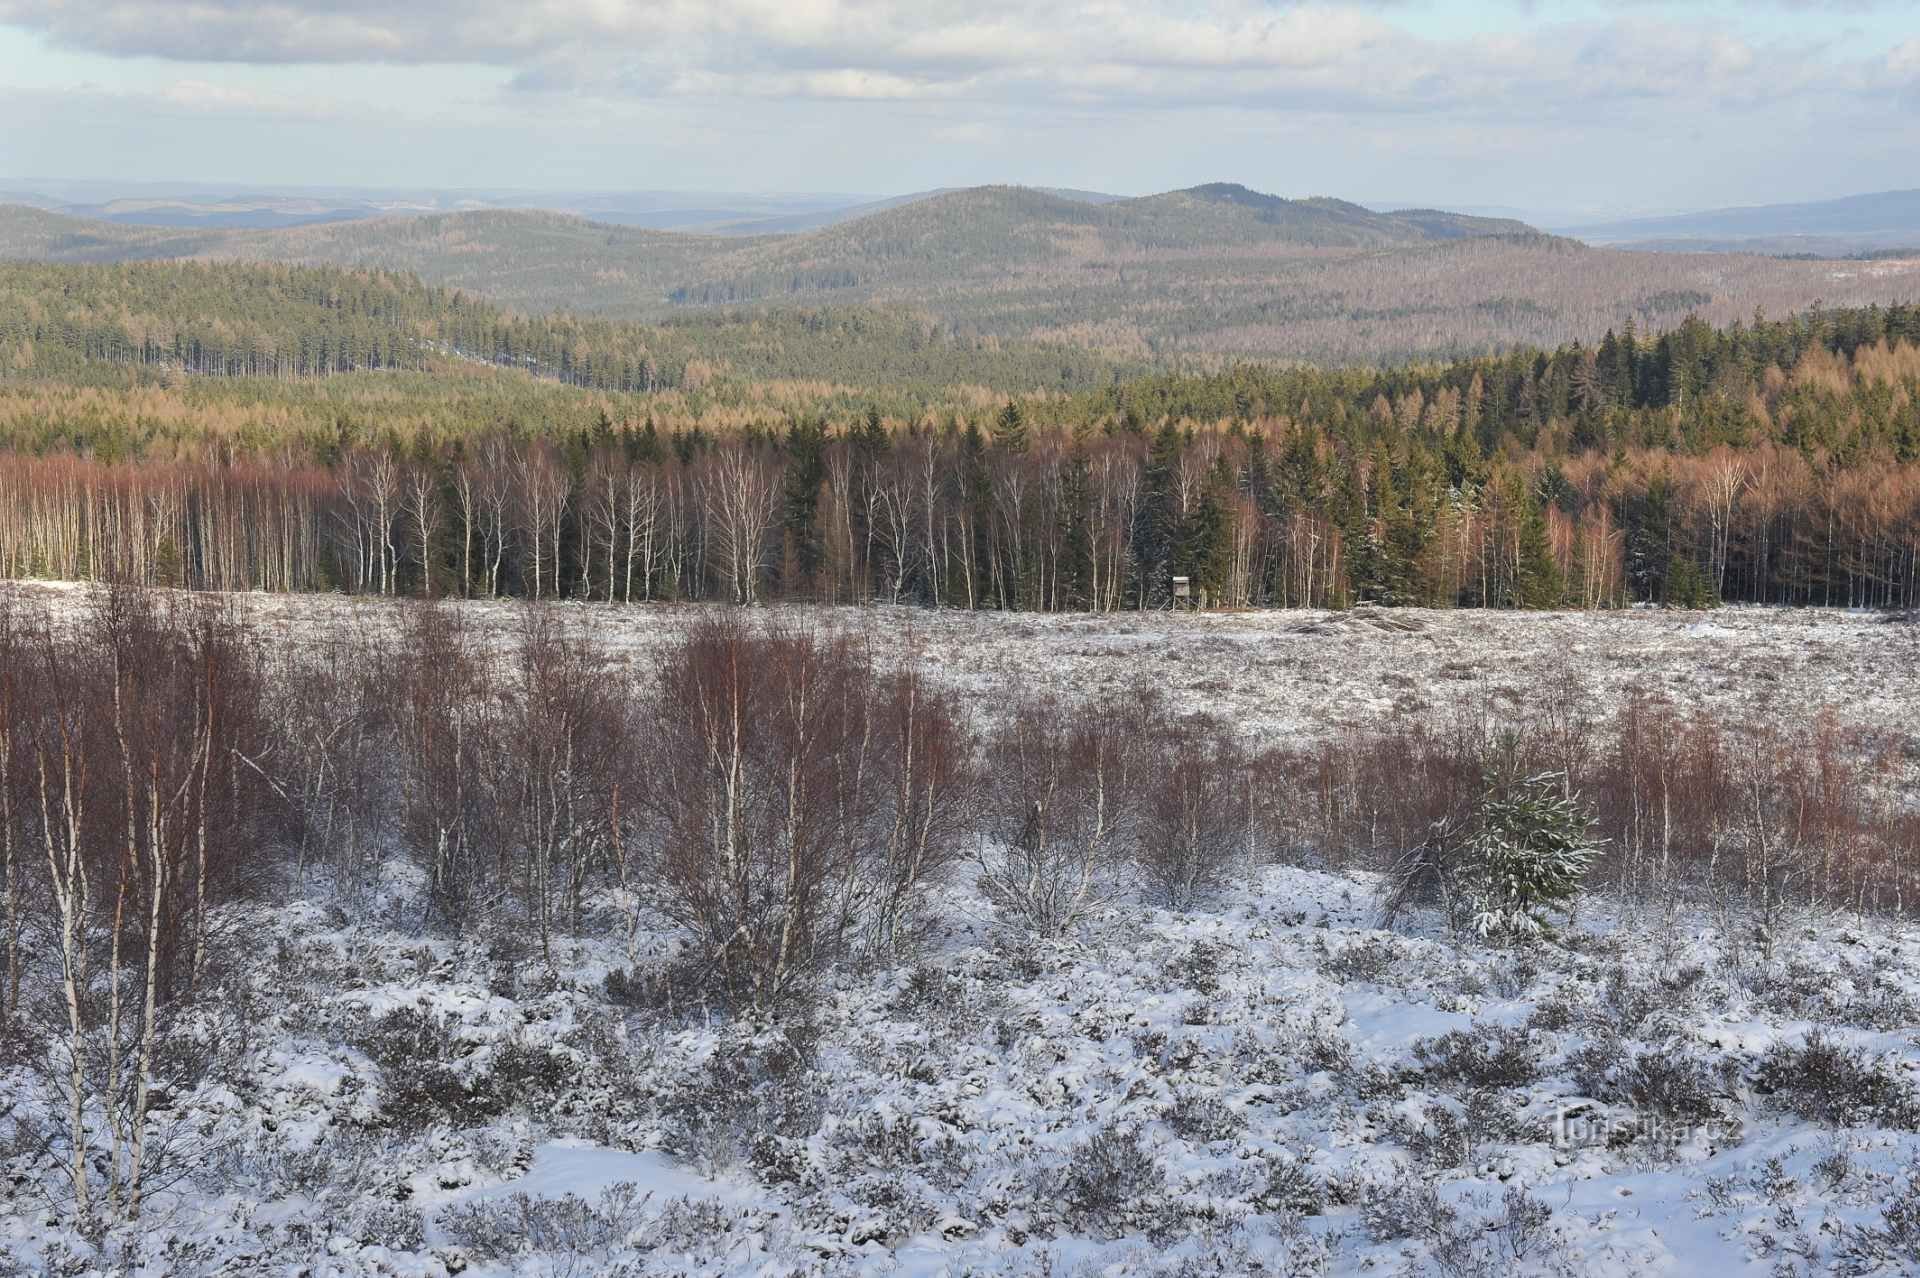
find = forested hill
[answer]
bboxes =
[0,260,1138,394]
[0,184,1533,315]
[9,186,1916,366]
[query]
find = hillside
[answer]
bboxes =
[4,185,1918,365]
[0,260,1138,398]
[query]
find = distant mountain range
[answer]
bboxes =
[11,178,1917,258]
[0,182,1130,237]
[1562,189,1920,256]
[4,181,1916,365]
[0,184,889,234]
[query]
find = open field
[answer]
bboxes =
[10,582,1915,747]
[3,589,1918,1277]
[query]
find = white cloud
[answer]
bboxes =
[0,0,1873,123]
[1,0,1913,199]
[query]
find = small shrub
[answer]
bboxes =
[1487,954,1540,999]
[603,955,713,1019]
[1299,1018,1355,1075]
[1168,1091,1242,1144]
[1427,1186,1558,1278]
[1389,1099,1473,1170]
[1755,1030,1920,1129]
[490,1038,573,1097]
[352,1005,501,1130]
[439,1184,647,1265]
[657,1029,828,1180]
[1060,1127,1166,1236]
[1525,997,1576,1033]
[352,1200,425,1252]
[1412,1024,1541,1089]
[1360,1170,1455,1242]
[1171,941,1228,994]
[1254,1154,1325,1216]
[1569,1037,1724,1123]
[1319,936,1402,984]
[1835,1156,1920,1272]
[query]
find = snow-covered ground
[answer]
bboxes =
[6,861,1920,1276]
[8,582,1917,745]
[4,588,1919,1275]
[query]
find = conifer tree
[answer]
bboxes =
[994,400,1029,455]
[1514,502,1563,610]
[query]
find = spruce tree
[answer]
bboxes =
[1513,489,1563,610]
[994,400,1029,455]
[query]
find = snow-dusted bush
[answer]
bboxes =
[1359,1169,1454,1242]
[1168,1089,1244,1144]
[1755,1030,1920,1129]
[352,1005,502,1131]
[1060,1126,1167,1237]
[1379,770,1599,942]
[1318,935,1404,984]
[1253,1153,1325,1216]
[1835,1155,1920,1273]
[1427,1186,1560,1277]
[439,1183,649,1268]
[656,1026,828,1180]
[348,1199,425,1252]
[1412,1024,1542,1089]
[1568,1036,1728,1123]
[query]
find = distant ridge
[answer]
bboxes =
[3,182,1913,366]
[1566,188,1920,255]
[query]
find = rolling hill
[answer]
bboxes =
[3,182,1917,365]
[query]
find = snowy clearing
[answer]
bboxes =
[3,589,1918,1276]
[7,582,1918,746]
[6,862,1920,1276]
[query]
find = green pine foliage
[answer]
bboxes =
[1467,773,1601,943]
[1663,554,1720,609]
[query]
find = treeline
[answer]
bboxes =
[5,296,1920,610]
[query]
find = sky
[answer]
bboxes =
[1,0,1916,217]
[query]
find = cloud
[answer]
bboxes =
[0,0,1904,127]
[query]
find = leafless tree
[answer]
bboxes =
[401,461,443,597]
[641,614,965,1002]
[978,689,1154,937]
[702,444,779,605]
[1138,716,1245,909]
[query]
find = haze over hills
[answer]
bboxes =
[1564,189,1920,256]
[0,182,895,234]
[4,181,1918,365]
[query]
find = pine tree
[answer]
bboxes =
[994,400,1029,455]
[1466,772,1600,943]
[1178,459,1235,606]
[1513,486,1563,610]
[1663,552,1719,609]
